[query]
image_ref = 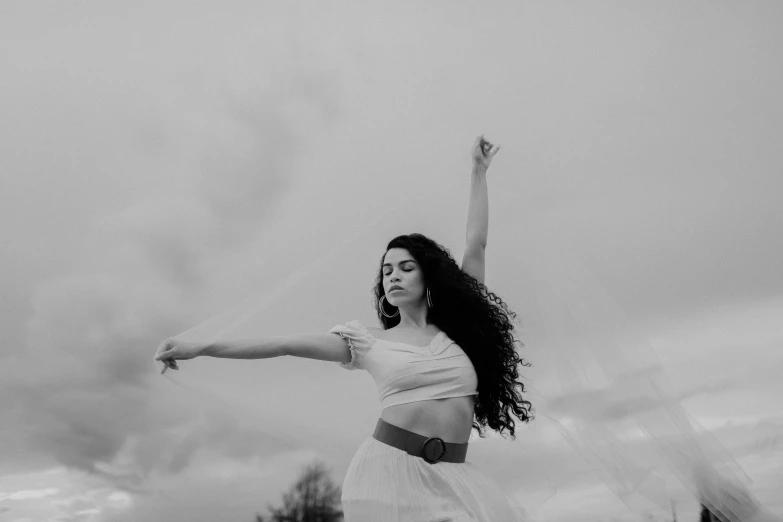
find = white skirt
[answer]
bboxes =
[341,435,531,522]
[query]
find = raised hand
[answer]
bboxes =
[471,134,501,171]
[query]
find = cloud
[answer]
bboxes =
[0,1,351,498]
[0,487,59,501]
[493,297,783,518]
[545,368,736,424]
[0,468,137,521]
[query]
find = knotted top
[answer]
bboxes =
[329,319,478,410]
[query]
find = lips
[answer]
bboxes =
[389,286,403,292]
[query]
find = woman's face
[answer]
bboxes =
[382,248,425,304]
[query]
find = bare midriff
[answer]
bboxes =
[380,395,476,444]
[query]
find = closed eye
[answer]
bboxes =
[384,269,412,276]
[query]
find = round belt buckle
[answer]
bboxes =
[422,437,447,464]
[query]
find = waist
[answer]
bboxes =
[380,395,475,444]
[372,417,469,464]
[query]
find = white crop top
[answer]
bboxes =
[329,319,478,409]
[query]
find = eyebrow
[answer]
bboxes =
[382,259,416,268]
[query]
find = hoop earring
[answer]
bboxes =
[427,287,433,308]
[379,295,399,318]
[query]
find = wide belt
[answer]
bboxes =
[372,417,468,464]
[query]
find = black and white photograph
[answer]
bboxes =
[1,2,781,521]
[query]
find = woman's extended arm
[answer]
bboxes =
[202,337,289,359]
[204,334,350,363]
[154,336,289,374]
[154,333,350,374]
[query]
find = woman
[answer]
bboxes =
[154,135,535,521]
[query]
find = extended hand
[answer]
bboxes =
[471,134,501,170]
[154,338,205,374]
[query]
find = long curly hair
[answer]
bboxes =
[372,233,533,440]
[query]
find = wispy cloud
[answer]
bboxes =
[0,487,59,501]
[0,0,350,499]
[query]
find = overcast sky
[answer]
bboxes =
[1,1,781,521]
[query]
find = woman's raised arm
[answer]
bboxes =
[466,164,489,249]
[462,135,500,285]
[465,134,499,248]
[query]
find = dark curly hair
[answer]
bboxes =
[372,233,533,440]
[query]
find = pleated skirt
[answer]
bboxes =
[341,434,531,522]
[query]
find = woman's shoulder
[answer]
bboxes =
[340,320,378,340]
[366,325,395,340]
[367,324,445,346]
[365,325,385,342]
